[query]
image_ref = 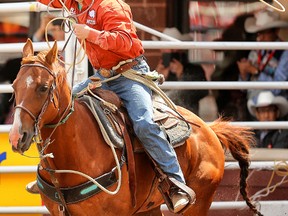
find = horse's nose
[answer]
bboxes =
[9,130,23,150]
[9,129,31,154]
[9,123,24,150]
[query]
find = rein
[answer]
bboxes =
[44,99,75,128]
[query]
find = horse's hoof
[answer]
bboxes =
[26,180,40,194]
[171,190,189,213]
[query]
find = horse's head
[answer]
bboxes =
[9,38,68,154]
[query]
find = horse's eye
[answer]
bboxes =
[39,85,49,93]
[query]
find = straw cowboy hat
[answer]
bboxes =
[152,27,193,41]
[247,91,288,117]
[245,9,288,33]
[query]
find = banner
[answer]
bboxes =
[0,133,42,216]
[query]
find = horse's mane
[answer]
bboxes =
[22,50,45,64]
[21,50,67,85]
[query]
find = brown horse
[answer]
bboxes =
[9,39,262,216]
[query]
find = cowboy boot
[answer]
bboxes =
[169,187,190,213]
[26,180,40,194]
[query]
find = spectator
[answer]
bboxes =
[33,13,65,42]
[247,91,288,148]
[237,9,288,100]
[154,28,192,81]
[212,13,255,121]
[154,28,208,115]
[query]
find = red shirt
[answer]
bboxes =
[38,0,144,69]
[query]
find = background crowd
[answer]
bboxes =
[1,6,288,149]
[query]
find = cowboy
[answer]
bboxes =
[247,91,288,148]
[27,0,194,213]
[237,9,288,100]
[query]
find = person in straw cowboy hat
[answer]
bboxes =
[247,91,288,148]
[237,9,288,100]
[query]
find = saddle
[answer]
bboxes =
[76,87,193,211]
[77,88,191,151]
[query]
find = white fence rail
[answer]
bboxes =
[0,2,56,13]
[1,81,288,93]
[1,161,287,174]
[0,41,65,53]
[1,159,287,214]
[2,41,288,52]
[2,81,288,130]
[1,200,288,214]
[0,206,49,214]
[2,121,288,133]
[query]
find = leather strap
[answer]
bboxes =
[37,144,71,216]
[116,110,137,207]
[99,60,138,78]
[37,168,117,204]
[114,60,138,75]
[147,152,196,214]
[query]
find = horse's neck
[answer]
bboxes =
[57,83,72,116]
[41,101,117,181]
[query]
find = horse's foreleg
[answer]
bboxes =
[181,182,218,216]
[183,166,223,216]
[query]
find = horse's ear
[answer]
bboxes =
[45,41,58,65]
[23,38,34,57]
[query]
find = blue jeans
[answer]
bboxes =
[73,58,186,183]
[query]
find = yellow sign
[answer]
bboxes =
[0,133,42,216]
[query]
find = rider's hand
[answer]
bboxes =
[72,23,91,40]
[237,58,258,80]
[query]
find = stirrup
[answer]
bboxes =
[158,177,196,214]
[26,180,40,194]
[170,188,190,213]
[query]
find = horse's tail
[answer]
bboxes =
[209,118,263,216]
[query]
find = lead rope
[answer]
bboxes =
[36,25,79,216]
[97,69,176,110]
[39,96,123,195]
[40,39,78,216]
[121,69,177,110]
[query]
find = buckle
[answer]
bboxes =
[99,68,113,78]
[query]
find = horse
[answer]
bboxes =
[9,39,263,216]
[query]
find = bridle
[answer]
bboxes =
[14,63,57,143]
[14,62,73,215]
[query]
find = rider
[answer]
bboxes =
[30,0,194,213]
